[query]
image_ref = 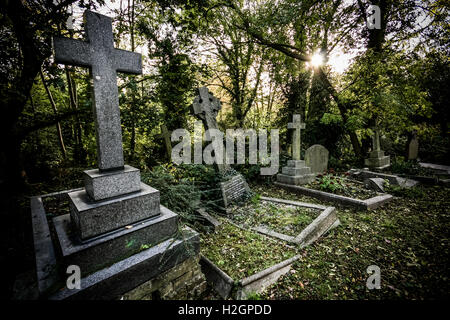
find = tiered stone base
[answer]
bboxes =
[277,160,315,185]
[364,150,390,170]
[49,227,204,300]
[32,164,207,300]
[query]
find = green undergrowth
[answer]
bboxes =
[200,219,296,280]
[228,197,319,237]
[252,183,450,299]
[306,173,378,200]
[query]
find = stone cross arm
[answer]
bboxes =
[53,37,142,74]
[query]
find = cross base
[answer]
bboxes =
[84,165,141,201]
[277,159,315,185]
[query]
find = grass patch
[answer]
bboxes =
[254,183,450,299]
[306,173,378,200]
[200,220,296,280]
[228,199,319,237]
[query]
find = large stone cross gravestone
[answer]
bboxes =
[54,10,145,202]
[277,114,314,185]
[288,114,306,161]
[39,10,206,300]
[54,10,141,171]
[192,87,249,211]
[364,127,390,170]
[192,87,229,173]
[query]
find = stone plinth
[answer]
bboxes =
[364,150,390,170]
[49,227,202,300]
[84,165,141,201]
[68,182,160,240]
[277,160,315,185]
[53,205,178,276]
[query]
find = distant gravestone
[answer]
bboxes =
[276,114,315,185]
[192,88,249,210]
[305,144,329,174]
[408,133,419,160]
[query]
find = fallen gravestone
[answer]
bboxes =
[305,144,329,174]
[220,174,251,207]
[364,177,386,192]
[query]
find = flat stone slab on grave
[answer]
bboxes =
[227,196,339,247]
[419,162,450,175]
[50,227,199,300]
[53,205,178,276]
[68,182,160,240]
[84,165,141,201]
[275,181,393,210]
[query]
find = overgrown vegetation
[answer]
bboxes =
[228,198,319,237]
[306,171,378,199]
[252,184,450,299]
[200,219,296,280]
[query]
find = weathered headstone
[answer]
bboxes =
[192,87,250,209]
[192,87,228,173]
[277,114,315,185]
[305,144,329,174]
[364,128,390,170]
[220,174,251,207]
[31,10,206,300]
[408,133,419,160]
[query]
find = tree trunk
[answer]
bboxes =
[40,69,67,158]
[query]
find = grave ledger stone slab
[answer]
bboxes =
[277,114,315,185]
[32,10,206,299]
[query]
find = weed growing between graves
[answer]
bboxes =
[252,183,450,299]
[306,172,378,200]
[390,157,437,176]
[200,219,296,280]
[228,197,319,237]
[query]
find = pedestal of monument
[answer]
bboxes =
[364,150,390,170]
[277,160,315,185]
[31,165,206,300]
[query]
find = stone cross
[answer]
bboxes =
[372,128,381,152]
[53,10,142,171]
[192,87,222,131]
[192,87,228,172]
[288,114,306,160]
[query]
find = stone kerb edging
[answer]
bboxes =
[274,182,393,210]
[199,254,300,300]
